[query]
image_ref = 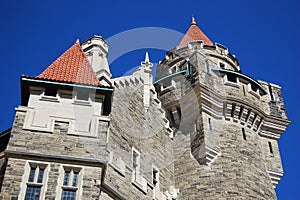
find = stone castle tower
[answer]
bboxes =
[0,18,289,199]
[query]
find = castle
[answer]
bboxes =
[0,18,290,199]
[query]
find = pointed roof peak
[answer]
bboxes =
[36,40,103,86]
[178,17,213,48]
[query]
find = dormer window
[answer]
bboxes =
[76,90,89,101]
[40,86,59,102]
[44,87,57,97]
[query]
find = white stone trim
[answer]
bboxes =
[267,169,283,188]
[22,106,109,137]
[131,147,147,193]
[108,151,126,177]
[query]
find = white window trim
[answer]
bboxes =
[40,87,60,102]
[131,147,141,182]
[224,75,240,88]
[131,147,147,193]
[248,83,260,98]
[72,90,92,106]
[160,80,176,93]
[56,165,83,200]
[152,165,160,200]
[19,161,50,200]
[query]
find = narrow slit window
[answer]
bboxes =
[177,107,182,122]
[242,85,246,96]
[168,110,175,127]
[132,149,140,182]
[208,118,212,130]
[152,168,159,185]
[268,141,273,154]
[242,128,246,140]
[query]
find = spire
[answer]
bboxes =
[178,17,213,48]
[145,52,150,63]
[36,40,102,86]
[141,52,153,68]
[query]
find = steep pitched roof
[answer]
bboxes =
[178,17,213,48]
[36,40,102,86]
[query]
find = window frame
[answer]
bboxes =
[57,165,83,200]
[19,161,49,200]
[224,74,240,88]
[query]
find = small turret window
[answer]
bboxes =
[227,73,237,83]
[208,118,212,130]
[219,63,225,69]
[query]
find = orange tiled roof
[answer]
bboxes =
[178,17,213,48]
[36,40,102,86]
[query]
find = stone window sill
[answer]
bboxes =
[40,95,59,102]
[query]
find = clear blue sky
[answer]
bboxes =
[0,0,299,199]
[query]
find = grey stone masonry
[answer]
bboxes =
[0,32,290,199]
[156,41,290,199]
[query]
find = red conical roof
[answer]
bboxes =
[36,40,102,86]
[178,17,213,48]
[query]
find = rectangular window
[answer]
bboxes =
[62,189,76,200]
[60,166,81,200]
[25,186,41,200]
[23,163,48,200]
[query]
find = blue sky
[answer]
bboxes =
[0,0,299,199]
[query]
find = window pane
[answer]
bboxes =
[37,168,44,183]
[63,171,70,186]
[25,186,41,200]
[62,189,76,200]
[28,167,36,182]
[72,171,78,187]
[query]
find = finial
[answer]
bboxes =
[76,39,80,44]
[191,17,197,25]
[145,52,150,63]
[141,52,153,67]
